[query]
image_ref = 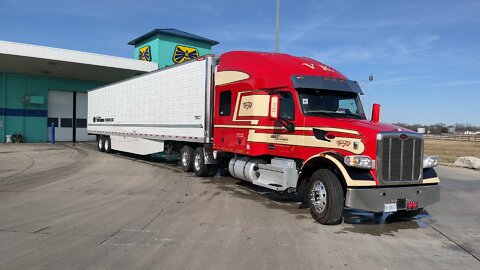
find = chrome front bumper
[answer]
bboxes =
[345,184,441,212]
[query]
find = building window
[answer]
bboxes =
[47,118,58,127]
[60,118,72,128]
[219,90,231,116]
[76,118,87,128]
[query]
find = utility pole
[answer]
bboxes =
[275,0,280,52]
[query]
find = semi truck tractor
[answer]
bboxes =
[88,51,441,224]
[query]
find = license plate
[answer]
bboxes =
[384,203,397,212]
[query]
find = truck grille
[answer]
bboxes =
[377,133,423,182]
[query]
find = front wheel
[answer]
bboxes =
[308,169,344,225]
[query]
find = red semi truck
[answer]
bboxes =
[88,51,441,224]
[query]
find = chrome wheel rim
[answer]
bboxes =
[182,151,189,167]
[310,181,327,213]
[98,139,102,149]
[105,139,109,150]
[194,153,201,171]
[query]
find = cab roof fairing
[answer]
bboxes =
[217,51,349,90]
[291,75,364,95]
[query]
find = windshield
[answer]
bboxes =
[296,88,366,119]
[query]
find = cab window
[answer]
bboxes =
[280,92,295,120]
[219,90,231,116]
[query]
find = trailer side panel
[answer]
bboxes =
[88,58,210,142]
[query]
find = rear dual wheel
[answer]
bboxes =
[179,146,216,177]
[97,136,112,153]
[193,147,210,177]
[179,145,216,177]
[97,136,105,152]
[180,145,195,172]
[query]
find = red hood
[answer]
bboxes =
[302,117,417,159]
[304,117,414,135]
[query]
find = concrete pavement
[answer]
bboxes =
[0,143,479,270]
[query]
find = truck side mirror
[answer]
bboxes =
[269,95,280,121]
[371,103,381,123]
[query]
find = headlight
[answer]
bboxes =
[423,156,439,168]
[344,155,375,169]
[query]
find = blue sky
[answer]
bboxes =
[1,0,479,125]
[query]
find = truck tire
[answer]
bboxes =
[308,169,344,225]
[104,137,112,153]
[97,136,105,152]
[193,147,209,177]
[392,209,423,219]
[180,145,194,172]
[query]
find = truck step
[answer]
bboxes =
[253,158,298,191]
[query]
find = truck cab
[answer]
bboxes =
[212,51,440,224]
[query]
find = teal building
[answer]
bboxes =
[0,29,218,143]
[129,29,218,69]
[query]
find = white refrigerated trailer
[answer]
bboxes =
[88,56,217,174]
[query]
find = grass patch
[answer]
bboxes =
[424,139,480,164]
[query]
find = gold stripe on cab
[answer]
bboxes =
[246,130,365,155]
[214,125,360,134]
[323,155,376,186]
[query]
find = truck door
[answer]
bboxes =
[270,91,297,156]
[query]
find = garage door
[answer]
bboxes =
[47,90,95,142]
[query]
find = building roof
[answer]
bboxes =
[128,28,219,46]
[0,40,158,83]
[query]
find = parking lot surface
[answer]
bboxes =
[0,143,479,269]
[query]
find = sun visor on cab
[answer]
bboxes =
[291,75,364,95]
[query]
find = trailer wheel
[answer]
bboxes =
[308,169,344,225]
[392,209,423,219]
[97,136,105,152]
[193,147,209,177]
[180,145,194,172]
[104,137,112,153]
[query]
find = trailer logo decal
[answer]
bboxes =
[336,140,351,147]
[138,45,152,62]
[243,101,253,110]
[93,116,114,123]
[173,45,199,64]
